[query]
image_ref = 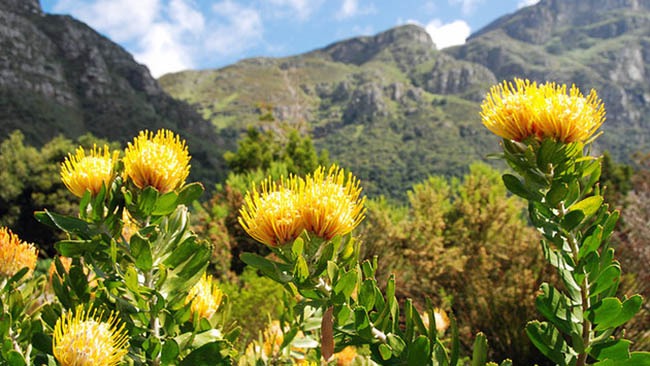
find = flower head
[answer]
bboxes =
[334,346,358,366]
[262,320,284,358]
[481,78,605,143]
[61,144,119,197]
[422,308,450,334]
[0,227,38,278]
[48,256,72,286]
[53,305,129,366]
[185,273,223,320]
[300,165,365,240]
[121,211,139,243]
[239,176,304,247]
[123,129,190,193]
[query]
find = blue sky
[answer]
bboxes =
[40,0,540,78]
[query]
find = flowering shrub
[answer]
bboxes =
[0,77,647,365]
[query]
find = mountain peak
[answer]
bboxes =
[315,24,434,66]
[471,0,650,44]
[2,0,42,15]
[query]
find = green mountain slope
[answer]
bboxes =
[447,0,650,161]
[160,25,498,197]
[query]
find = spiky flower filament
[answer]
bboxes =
[61,144,119,197]
[239,176,304,247]
[481,78,605,143]
[0,227,38,278]
[123,129,190,193]
[300,165,366,240]
[185,273,224,320]
[53,305,129,366]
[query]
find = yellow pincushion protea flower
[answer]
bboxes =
[262,320,284,358]
[239,177,305,247]
[53,305,129,366]
[0,227,38,278]
[61,144,119,198]
[334,346,358,366]
[185,273,223,320]
[300,165,365,240]
[123,129,190,194]
[481,78,605,143]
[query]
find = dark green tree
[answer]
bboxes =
[0,130,115,253]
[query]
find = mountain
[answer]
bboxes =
[447,0,650,161]
[3,0,650,199]
[160,25,498,197]
[160,0,650,198]
[0,0,227,183]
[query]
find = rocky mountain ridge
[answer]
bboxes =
[3,0,650,197]
[0,0,225,183]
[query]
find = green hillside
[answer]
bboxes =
[160,0,650,197]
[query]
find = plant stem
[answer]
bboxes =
[569,232,592,366]
[144,269,161,366]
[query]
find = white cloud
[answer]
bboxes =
[207,1,263,55]
[423,19,471,49]
[53,0,160,43]
[448,0,484,15]
[134,23,193,77]
[336,0,375,19]
[49,0,265,77]
[517,0,540,8]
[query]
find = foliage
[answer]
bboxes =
[218,267,287,348]
[224,124,329,177]
[498,137,648,365]
[0,131,117,254]
[359,163,550,365]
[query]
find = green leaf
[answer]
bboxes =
[579,226,603,261]
[379,344,392,361]
[546,182,569,207]
[471,333,489,366]
[35,211,91,239]
[408,336,431,365]
[152,191,179,216]
[54,240,99,257]
[333,270,357,299]
[137,186,159,216]
[502,174,540,201]
[535,283,581,335]
[594,351,650,366]
[602,211,620,240]
[161,339,180,365]
[354,308,372,339]
[5,351,27,366]
[131,234,153,271]
[177,182,204,206]
[587,295,643,331]
[562,210,585,231]
[359,279,376,311]
[293,255,309,283]
[590,265,621,298]
[239,252,293,284]
[590,339,631,361]
[386,334,406,357]
[179,341,233,365]
[570,196,604,218]
[525,321,571,366]
[292,238,304,261]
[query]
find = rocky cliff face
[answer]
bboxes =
[0,0,225,183]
